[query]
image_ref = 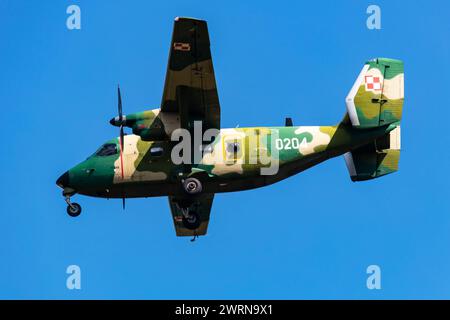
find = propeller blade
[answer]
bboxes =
[116,85,126,210]
[120,125,124,152]
[118,85,123,120]
[117,85,126,210]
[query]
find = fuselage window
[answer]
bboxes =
[150,146,164,157]
[96,143,117,156]
[226,141,241,159]
[226,142,240,154]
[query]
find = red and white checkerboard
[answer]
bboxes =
[365,75,382,91]
[173,42,191,51]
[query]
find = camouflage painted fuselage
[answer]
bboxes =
[67,122,396,199]
[55,15,405,238]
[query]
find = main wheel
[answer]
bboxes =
[182,177,203,195]
[182,211,201,230]
[67,203,82,217]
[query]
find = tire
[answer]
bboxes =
[182,177,203,195]
[182,211,201,230]
[67,203,82,217]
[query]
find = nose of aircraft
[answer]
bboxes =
[56,171,69,188]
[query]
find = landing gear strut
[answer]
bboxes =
[65,195,82,217]
[177,205,201,242]
[180,207,201,230]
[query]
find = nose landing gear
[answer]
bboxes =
[65,195,82,217]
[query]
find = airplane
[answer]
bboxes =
[56,17,404,240]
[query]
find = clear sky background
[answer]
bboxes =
[1,0,450,299]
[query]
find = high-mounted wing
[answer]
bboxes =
[168,194,214,237]
[161,17,221,131]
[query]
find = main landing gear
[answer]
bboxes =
[182,177,203,195]
[65,195,82,217]
[179,176,204,241]
[180,207,201,230]
[177,203,201,242]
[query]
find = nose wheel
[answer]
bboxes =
[65,196,82,217]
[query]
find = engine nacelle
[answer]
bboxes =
[110,108,179,141]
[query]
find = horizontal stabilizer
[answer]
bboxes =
[344,126,401,181]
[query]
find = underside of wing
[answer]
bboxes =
[168,194,215,237]
[161,17,220,131]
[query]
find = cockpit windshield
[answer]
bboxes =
[95,143,118,156]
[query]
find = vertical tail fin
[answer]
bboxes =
[345,58,404,128]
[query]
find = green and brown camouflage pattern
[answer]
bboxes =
[66,123,400,197]
[65,112,402,238]
[110,17,220,139]
[111,108,180,140]
[344,125,401,181]
[57,17,405,237]
[346,58,404,128]
[161,17,220,132]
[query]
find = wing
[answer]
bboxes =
[161,17,220,131]
[168,194,214,237]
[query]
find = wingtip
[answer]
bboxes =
[174,16,206,23]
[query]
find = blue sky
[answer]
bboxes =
[1,0,450,299]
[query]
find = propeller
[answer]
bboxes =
[117,85,126,210]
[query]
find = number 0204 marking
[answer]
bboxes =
[275,137,306,150]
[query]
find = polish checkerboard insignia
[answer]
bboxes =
[173,42,191,51]
[365,75,382,91]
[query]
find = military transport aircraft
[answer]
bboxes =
[56,17,404,239]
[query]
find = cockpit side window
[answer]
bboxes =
[96,143,118,156]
